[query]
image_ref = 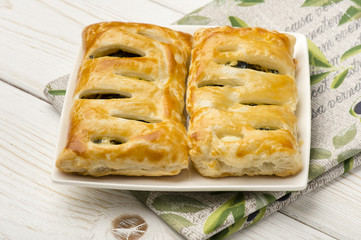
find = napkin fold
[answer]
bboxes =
[45,0,361,239]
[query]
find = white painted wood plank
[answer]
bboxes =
[280,167,361,240]
[0,81,183,239]
[151,0,213,15]
[227,212,335,240]
[0,0,183,100]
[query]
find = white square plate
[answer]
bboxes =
[52,25,311,191]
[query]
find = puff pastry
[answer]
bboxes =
[187,26,302,177]
[56,22,192,177]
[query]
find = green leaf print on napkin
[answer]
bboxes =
[229,16,249,27]
[330,68,350,89]
[307,39,333,68]
[351,0,361,6]
[308,39,353,89]
[248,206,266,224]
[310,71,332,85]
[48,90,66,95]
[344,157,354,173]
[235,0,264,7]
[341,45,361,62]
[338,5,361,25]
[159,213,194,231]
[209,0,228,6]
[177,15,212,25]
[210,216,246,240]
[310,148,332,159]
[203,193,245,234]
[308,164,326,180]
[211,205,268,240]
[152,194,208,213]
[255,193,276,208]
[350,96,361,119]
[301,0,343,7]
[301,0,361,25]
[132,191,150,203]
[332,123,357,149]
[337,149,361,162]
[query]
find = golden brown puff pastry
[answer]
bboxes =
[187,26,302,177]
[56,22,192,177]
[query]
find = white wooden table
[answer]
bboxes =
[1,1,360,239]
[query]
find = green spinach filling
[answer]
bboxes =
[226,61,279,74]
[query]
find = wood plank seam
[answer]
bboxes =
[278,211,338,239]
[0,77,50,103]
[149,0,185,15]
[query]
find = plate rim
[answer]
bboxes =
[52,25,311,192]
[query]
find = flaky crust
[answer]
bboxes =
[187,26,302,177]
[56,22,192,177]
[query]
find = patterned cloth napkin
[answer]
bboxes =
[45,0,361,239]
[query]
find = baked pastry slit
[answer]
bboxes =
[225,61,279,74]
[240,103,275,107]
[90,47,144,59]
[256,128,276,131]
[111,113,162,124]
[198,79,244,88]
[91,136,125,145]
[241,103,258,106]
[79,92,131,99]
[115,72,154,82]
[137,30,172,44]
[255,127,279,131]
